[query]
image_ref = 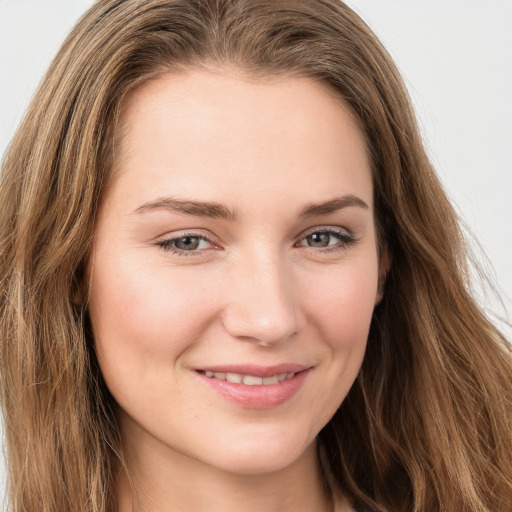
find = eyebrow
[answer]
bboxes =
[133,197,237,220]
[299,195,369,218]
[133,194,368,219]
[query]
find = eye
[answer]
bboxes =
[296,228,355,252]
[155,233,213,255]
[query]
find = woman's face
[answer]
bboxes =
[88,69,382,475]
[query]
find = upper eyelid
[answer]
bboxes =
[297,225,354,239]
[155,229,218,243]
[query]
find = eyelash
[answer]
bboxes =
[155,228,356,256]
[155,233,213,256]
[295,228,356,253]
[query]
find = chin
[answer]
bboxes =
[199,427,315,476]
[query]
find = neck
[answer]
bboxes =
[116,430,333,512]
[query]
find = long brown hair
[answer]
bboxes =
[1,1,511,511]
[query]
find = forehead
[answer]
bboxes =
[108,69,373,212]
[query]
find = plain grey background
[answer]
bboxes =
[1,0,511,502]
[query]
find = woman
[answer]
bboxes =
[0,1,510,511]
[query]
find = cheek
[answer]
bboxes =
[302,257,379,348]
[291,258,378,430]
[88,250,216,395]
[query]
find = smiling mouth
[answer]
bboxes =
[196,365,311,408]
[197,370,297,386]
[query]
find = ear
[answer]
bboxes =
[375,246,390,305]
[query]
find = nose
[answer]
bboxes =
[221,252,302,346]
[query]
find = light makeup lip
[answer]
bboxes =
[195,363,313,409]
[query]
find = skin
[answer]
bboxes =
[88,68,384,512]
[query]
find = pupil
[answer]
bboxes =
[308,233,329,247]
[176,236,200,250]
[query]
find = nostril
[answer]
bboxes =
[220,260,302,345]
[221,305,300,346]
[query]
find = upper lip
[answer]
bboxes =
[196,363,312,377]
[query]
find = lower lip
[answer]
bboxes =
[196,369,310,409]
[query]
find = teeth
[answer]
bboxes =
[243,375,263,386]
[225,373,242,384]
[202,371,296,385]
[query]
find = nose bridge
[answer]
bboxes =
[222,247,300,345]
